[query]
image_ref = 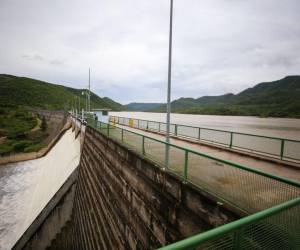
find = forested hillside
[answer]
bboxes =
[153,76,300,118]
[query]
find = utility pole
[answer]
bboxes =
[78,96,80,116]
[85,89,88,114]
[165,0,173,168]
[88,68,91,112]
[74,97,77,118]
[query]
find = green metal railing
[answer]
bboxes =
[110,116,300,163]
[80,115,300,250]
[158,196,300,250]
[87,117,300,215]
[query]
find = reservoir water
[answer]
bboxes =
[111,112,300,140]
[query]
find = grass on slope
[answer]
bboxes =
[0,107,47,155]
[0,74,124,111]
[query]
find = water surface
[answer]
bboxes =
[111,112,300,140]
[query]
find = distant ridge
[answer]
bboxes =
[151,76,300,118]
[0,74,124,111]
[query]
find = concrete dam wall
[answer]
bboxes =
[9,118,300,249]
[12,122,241,249]
[46,125,239,249]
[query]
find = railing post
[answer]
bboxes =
[147,120,149,130]
[137,119,140,128]
[175,124,178,136]
[230,132,233,148]
[198,128,201,140]
[159,122,161,132]
[184,150,189,183]
[233,229,243,250]
[142,136,145,155]
[280,139,285,160]
[121,129,124,143]
[107,123,110,137]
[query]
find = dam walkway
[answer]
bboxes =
[111,119,300,182]
[86,116,300,216]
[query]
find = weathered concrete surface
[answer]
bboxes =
[13,169,78,250]
[115,124,300,181]
[8,122,240,249]
[67,126,239,249]
[0,129,80,250]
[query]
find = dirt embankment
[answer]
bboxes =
[37,110,68,144]
[0,112,71,165]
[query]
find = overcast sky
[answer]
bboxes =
[1,0,299,104]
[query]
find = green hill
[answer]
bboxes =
[153,76,300,118]
[0,74,124,111]
[0,74,124,155]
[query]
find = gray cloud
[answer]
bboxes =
[0,0,299,104]
[21,54,65,66]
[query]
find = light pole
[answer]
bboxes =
[85,89,88,114]
[82,91,85,119]
[88,68,91,112]
[78,96,80,117]
[165,0,173,168]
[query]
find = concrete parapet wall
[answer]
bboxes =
[70,126,239,249]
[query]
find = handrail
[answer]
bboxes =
[89,117,300,188]
[85,116,300,217]
[110,115,300,143]
[76,113,300,250]
[157,196,300,250]
[110,115,300,162]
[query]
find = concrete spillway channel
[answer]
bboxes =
[0,129,80,250]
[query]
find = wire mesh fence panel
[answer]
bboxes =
[124,117,130,126]
[121,117,127,125]
[97,122,108,135]
[116,117,124,125]
[110,116,300,163]
[118,117,128,126]
[108,126,123,142]
[200,129,231,146]
[159,123,176,134]
[144,137,166,166]
[148,121,160,132]
[167,145,185,177]
[90,118,300,213]
[139,120,148,129]
[187,151,300,213]
[177,125,199,138]
[284,140,300,161]
[109,116,118,124]
[232,134,281,157]
[122,130,143,152]
[133,119,139,128]
[199,202,300,250]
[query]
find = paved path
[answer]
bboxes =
[114,123,300,182]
